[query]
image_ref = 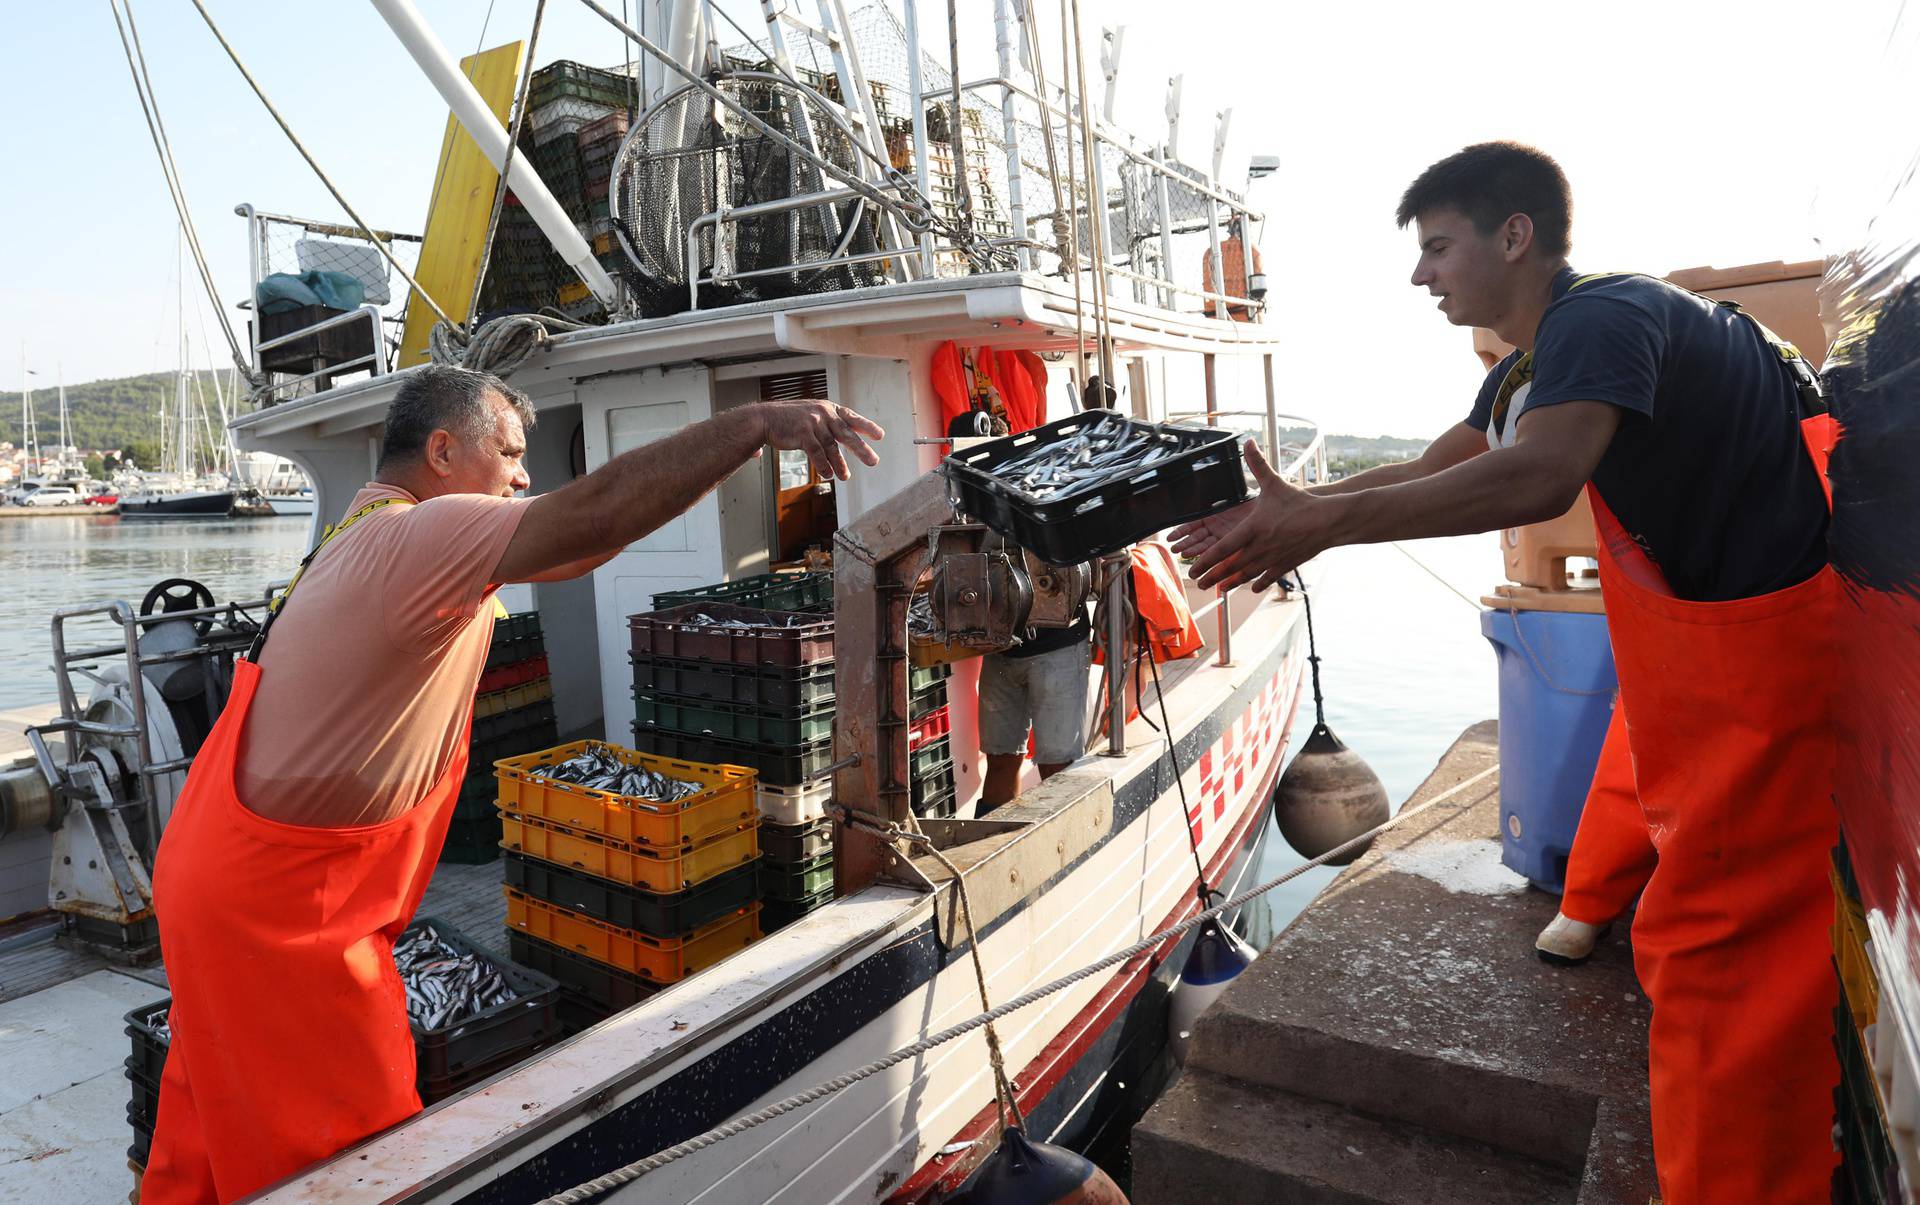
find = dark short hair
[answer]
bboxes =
[378,365,535,471]
[1395,141,1573,258]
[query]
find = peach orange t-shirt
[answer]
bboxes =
[235,483,530,827]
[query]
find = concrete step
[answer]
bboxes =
[1132,1065,1578,1205]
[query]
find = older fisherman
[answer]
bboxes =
[1174,142,1838,1203]
[143,365,883,1203]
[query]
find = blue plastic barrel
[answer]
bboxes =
[1479,608,1618,892]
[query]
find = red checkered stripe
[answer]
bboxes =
[1190,651,1297,848]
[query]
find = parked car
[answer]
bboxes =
[85,491,118,507]
[23,485,82,507]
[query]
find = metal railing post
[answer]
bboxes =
[902,0,936,273]
[991,0,1029,272]
[1103,552,1129,756]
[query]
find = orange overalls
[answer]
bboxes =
[1491,282,1841,1200]
[143,502,480,1203]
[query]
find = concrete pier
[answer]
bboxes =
[1133,721,1655,1204]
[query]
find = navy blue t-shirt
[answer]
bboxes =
[1466,268,1828,601]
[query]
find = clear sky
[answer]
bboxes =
[0,0,1891,437]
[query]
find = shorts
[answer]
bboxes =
[978,639,1091,765]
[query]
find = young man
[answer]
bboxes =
[145,365,883,1203]
[1174,142,1837,1203]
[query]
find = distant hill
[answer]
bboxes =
[0,370,238,453]
[1326,432,1430,468]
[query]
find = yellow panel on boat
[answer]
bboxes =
[396,41,524,369]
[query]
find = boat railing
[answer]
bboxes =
[235,203,419,405]
[675,7,1270,321]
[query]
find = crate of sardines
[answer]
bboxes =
[398,916,561,1094]
[627,603,834,668]
[943,411,1249,565]
[496,740,757,847]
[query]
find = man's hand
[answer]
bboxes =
[755,400,885,481]
[1169,498,1253,563]
[1188,441,1336,592]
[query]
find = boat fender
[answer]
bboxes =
[1272,722,1389,865]
[960,1127,1130,1204]
[1168,919,1258,1063]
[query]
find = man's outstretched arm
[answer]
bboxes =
[1170,419,1489,563]
[494,400,883,584]
[1189,400,1618,592]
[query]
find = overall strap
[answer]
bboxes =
[244,498,405,662]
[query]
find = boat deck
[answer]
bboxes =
[0,856,511,1203]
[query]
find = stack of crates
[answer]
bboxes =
[480,61,639,317]
[627,598,838,933]
[496,740,763,1032]
[1831,839,1900,1203]
[908,662,955,818]
[446,612,558,864]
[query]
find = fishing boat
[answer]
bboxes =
[0,1,1327,1200]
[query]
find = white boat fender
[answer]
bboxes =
[1168,919,1258,1064]
[961,1127,1130,1204]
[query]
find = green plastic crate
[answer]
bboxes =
[632,692,835,746]
[630,655,835,709]
[762,887,832,932]
[760,851,833,901]
[441,811,503,864]
[911,736,951,784]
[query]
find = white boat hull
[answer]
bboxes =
[265,594,1309,1204]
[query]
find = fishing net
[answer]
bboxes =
[611,72,888,315]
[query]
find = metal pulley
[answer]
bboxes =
[926,524,1032,649]
[1021,550,1092,630]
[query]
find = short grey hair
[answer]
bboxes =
[378,365,536,471]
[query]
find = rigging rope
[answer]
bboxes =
[536,762,1498,1204]
[106,0,252,380]
[920,840,1026,1132]
[187,0,458,331]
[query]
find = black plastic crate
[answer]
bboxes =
[509,930,660,1014]
[440,811,503,864]
[471,720,560,774]
[760,851,833,902]
[504,854,760,936]
[763,887,833,933]
[761,816,832,863]
[124,1056,160,1132]
[944,412,1249,565]
[630,654,836,709]
[419,1035,557,1105]
[404,916,562,1083]
[910,678,946,720]
[128,1105,152,1169]
[486,632,547,671]
[912,755,955,806]
[652,571,833,614]
[629,725,834,788]
[913,780,958,818]
[492,612,545,647]
[632,691,835,746]
[125,998,171,1088]
[472,699,558,747]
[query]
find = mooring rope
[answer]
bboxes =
[536,762,1498,1204]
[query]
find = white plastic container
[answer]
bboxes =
[757,779,832,825]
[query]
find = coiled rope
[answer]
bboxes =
[536,761,1498,1204]
[427,312,586,376]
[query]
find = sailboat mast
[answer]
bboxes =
[56,363,68,452]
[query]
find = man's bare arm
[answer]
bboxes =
[1190,401,1619,591]
[1307,420,1488,497]
[495,400,882,584]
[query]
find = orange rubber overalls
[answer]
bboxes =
[143,500,479,1203]
[1491,278,1842,1201]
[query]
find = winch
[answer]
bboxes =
[0,578,276,962]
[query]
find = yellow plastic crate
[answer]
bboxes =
[475,677,555,720]
[496,740,757,847]
[504,888,761,983]
[1833,861,1879,1029]
[500,812,759,893]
